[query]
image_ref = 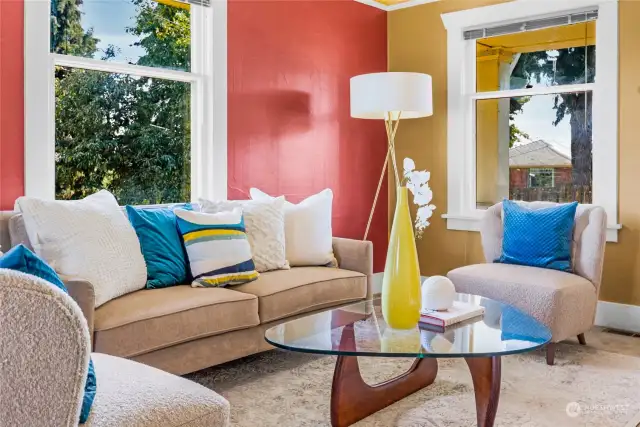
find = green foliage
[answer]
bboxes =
[513,45,595,126]
[509,96,530,148]
[51,0,98,56]
[509,123,529,147]
[54,0,191,204]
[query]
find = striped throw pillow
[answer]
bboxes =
[175,208,259,287]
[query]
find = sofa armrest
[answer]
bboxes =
[0,270,91,426]
[59,275,96,344]
[332,237,373,299]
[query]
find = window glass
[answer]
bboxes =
[50,0,191,72]
[475,92,592,208]
[55,67,191,204]
[475,21,595,92]
[528,168,555,188]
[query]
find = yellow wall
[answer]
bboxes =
[475,57,501,205]
[388,0,640,306]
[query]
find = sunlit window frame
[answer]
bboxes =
[24,0,228,203]
[441,0,620,242]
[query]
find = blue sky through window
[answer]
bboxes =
[81,0,145,63]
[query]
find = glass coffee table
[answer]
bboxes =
[265,294,551,427]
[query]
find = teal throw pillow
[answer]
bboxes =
[496,200,578,272]
[126,204,193,289]
[0,245,96,423]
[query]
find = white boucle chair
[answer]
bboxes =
[447,201,607,365]
[0,268,230,427]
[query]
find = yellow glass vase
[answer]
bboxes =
[382,186,421,329]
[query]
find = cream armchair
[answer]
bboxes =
[447,201,607,365]
[0,268,230,427]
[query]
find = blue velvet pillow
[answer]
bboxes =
[126,204,193,289]
[496,200,578,272]
[0,245,96,423]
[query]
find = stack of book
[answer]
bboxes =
[420,301,485,331]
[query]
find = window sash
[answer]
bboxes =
[25,0,226,203]
[440,0,620,241]
[468,84,596,101]
[52,54,199,83]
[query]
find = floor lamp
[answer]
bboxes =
[350,72,433,240]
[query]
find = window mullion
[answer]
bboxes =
[469,83,596,100]
[52,53,198,83]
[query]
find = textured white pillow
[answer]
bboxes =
[14,190,147,307]
[250,188,336,267]
[199,197,289,273]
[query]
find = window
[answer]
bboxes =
[25,0,227,204]
[442,0,620,241]
[528,169,555,189]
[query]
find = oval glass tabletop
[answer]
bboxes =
[265,294,551,358]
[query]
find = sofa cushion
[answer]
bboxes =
[233,267,367,323]
[94,286,259,357]
[86,353,230,427]
[447,263,597,341]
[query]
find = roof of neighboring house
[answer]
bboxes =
[509,140,571,168]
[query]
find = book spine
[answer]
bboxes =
[419,315,445,327]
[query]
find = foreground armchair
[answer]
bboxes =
[0,268,230,427]
[447,201,607,365]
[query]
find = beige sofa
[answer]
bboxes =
[0,210,373,375]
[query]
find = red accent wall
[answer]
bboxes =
[0,0,388,270]
[228,0,388,271]
[0,0,25,210]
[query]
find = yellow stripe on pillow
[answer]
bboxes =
[194,271,259,287]
[183,228,245,242]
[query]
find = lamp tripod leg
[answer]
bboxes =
[363,114,403,241]
[363,155,389,241]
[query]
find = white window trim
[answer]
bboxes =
[441,0,621,242]
[23,0,227,203]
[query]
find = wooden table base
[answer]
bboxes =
[465,356,502,427]
[330,325,502,427]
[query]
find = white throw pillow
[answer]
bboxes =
[250,188,336,267]
[14,190,147,307]
[199,197,289,273]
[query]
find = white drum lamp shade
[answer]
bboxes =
[350,72,433,120]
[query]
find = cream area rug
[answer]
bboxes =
[187,343,640,427]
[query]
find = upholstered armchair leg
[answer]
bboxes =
[577,333,587,345]
[546,343,556,366]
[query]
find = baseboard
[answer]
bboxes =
[595,301,640,333]
[371,272,384,295]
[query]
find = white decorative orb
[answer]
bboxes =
[421,276,456,311]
